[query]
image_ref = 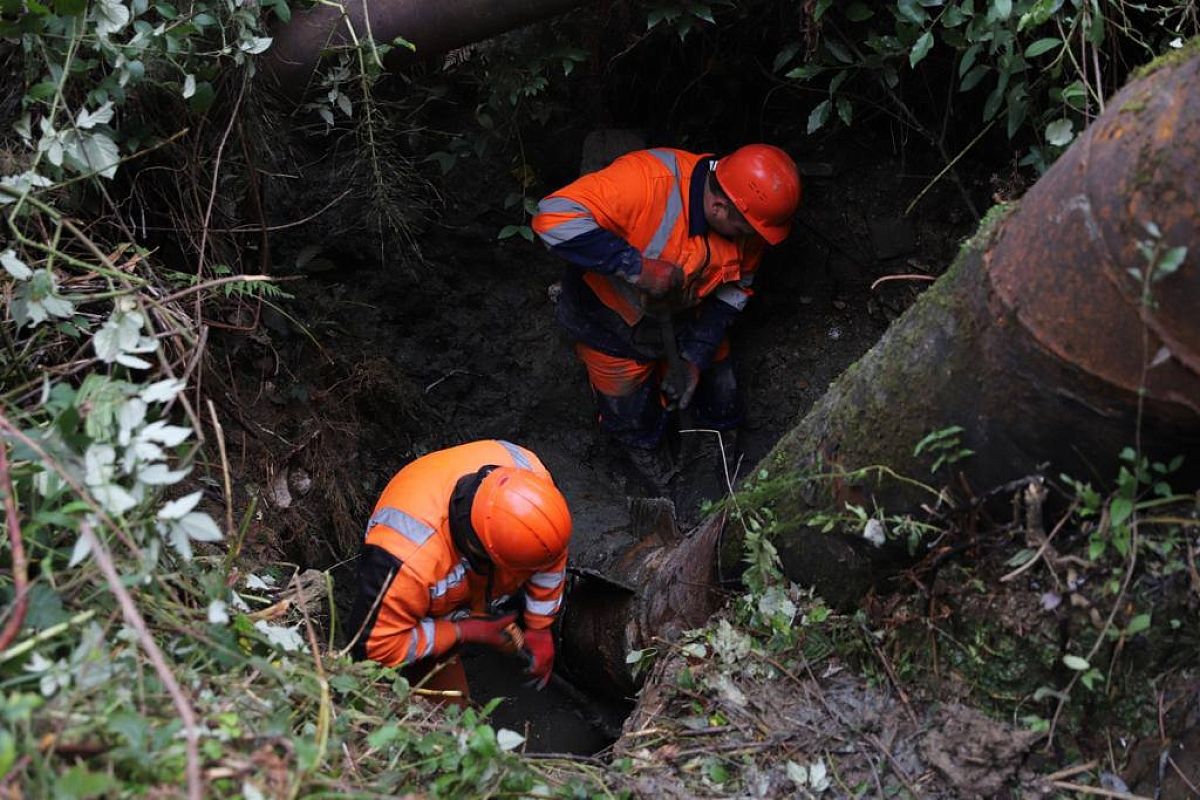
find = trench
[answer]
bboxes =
[234,119,985,754]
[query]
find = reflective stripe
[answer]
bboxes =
[499,440,533,470]
[644,149,683,259]
[524,595,562,616]
[418,618,436,659]
[538,215,600,246]
[367,507,434,546]
[403,629,419,665]
[529,570,565,589]
[714,283,751,310]
[430,560,468,600]
[538,196,590,215]
[737,272,755,288]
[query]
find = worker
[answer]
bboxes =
[532,144,801,487]
[345,440,572,703]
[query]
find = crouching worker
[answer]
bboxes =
[345,440,572,704]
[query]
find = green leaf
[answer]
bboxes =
[910,31,934,67]
[897,0,929,24]
[807,99,831,134]
[1109,496,1133,528]
[367,723,401,749]
[497,225,521,240]
[785,64,826,80]
[990,0,1013,22]
[28,81,58,100]
[983,80,1006,122]
[824,38,853,64]
[959,43,980,77]
[188,81,215,113]
[772,42,800,73]
[1,249,31,280]
[54,765,115,799]
[1063,654,1089,671]
[836,96,853,126]
[1125,613,1151,636]
[1156,246,1187,277]
[1024,37,1061,58]
[1045,118,1074,147]
[960,64,989,92]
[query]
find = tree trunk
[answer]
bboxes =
[264,0,587,95]
[716,47,1200,600]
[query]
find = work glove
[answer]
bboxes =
[663,359,701,411]
[455,613,518,651]
[520,626,556,690]
[628,258,684,299]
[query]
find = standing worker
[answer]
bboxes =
[532,144,801,489]
[345,440,572,703]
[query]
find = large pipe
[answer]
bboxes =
[716,48,1200,600]
[560,499,725,698]
[265,0,588,95]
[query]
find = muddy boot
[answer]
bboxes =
[672,429,738,525]
[621,443,677,498]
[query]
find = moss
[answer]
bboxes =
[957,202,1017,261]
[1130,35,1200,81]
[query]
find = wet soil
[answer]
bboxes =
[218,129,986,752]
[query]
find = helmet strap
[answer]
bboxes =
[449,466,497,574]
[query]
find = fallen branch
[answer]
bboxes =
[0,441,29,653]
[1049,780,1151,800]
[81,522,203,800]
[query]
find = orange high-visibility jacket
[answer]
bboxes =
[353,440,567,668]
[533,148,765,327]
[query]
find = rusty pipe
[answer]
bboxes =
[987,52,1200,417]
[560,500,725,698]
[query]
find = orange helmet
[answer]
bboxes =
[714,144,801,245]
[470,467,572,571]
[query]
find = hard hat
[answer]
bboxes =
[714,144,801,245]
[471,467,572,571]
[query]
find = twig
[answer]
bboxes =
[0,609,97,664]
[859,623,919,727]
[864,733,924,799]
[904,119,995,217]
[195,72,248,322]
[1046,523,1141,748]
[126,188,355,235]
[1045,760,1099,782]
[81,521,202,800]
[206,400,235,544]
[0,413,141,556]
[870,274,936,291]
[1167,756,1200,795]
[160,274,283,305]
[1049,780,1150,799]
[0,441,29,652]
[335,565,390,660]
[1000,500,1077,583]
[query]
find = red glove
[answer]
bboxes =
[630,258,683,299]
[521,626,555,689]
[455,613,518,651]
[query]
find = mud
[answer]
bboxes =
[218,127,984,752]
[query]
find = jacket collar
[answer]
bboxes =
[687,156,718,237]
